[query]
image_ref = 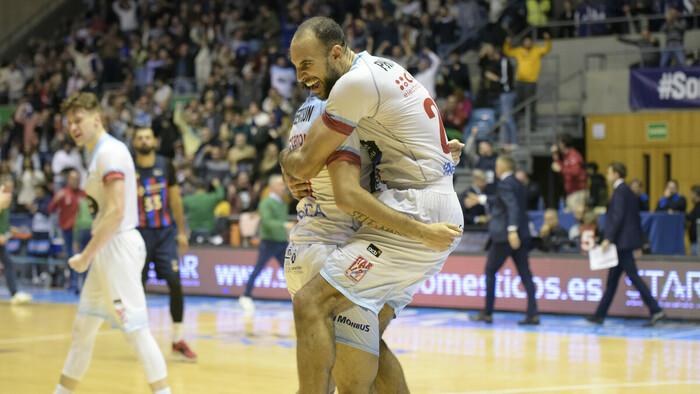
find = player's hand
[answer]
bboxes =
[633,248,642,259]
[464,192,481,208]
[0,185,11,210]
[539,224,551,237]
[551,162,562,172]
[508,231,521,250]
[283,170,310,200]
[601,239,610,252]
[448,139,464,165]
[68,252,92,273]
[419,222,462,251]
[177,232,189,256]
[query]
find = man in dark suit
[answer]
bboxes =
[587,163,665,326]
[465,156,539,325]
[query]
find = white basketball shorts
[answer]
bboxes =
[77,229,149,332]
[285,242,380,356]
[320,188,464,317]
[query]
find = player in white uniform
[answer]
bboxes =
[53,93,170,394]
[285,93,412,393]
[281,17,464,393]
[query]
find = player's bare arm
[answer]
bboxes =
[328,160,461,252]
[168,183,189,255]
[279,116,349,180]
[68,178,125,273]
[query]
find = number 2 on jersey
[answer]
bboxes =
[423,97,450,154]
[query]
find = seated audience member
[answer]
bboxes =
[688,185,700,256]
[585,162,607,208]
[568,204,587,241]
[536,209,571,252]
[655,179,687,213]
[515,170,541,210]
[574,210,602,252]
[460,169,489,225]
[465,135,498,193]
[227,132,257,174]
[183,178,225,245]
[629,178,649,211]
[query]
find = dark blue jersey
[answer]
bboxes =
[135,155,177,228]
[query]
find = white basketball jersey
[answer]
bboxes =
[323,52,456,192]
[288,94,377,245]
[85,133,139,232]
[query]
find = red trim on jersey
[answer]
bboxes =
[322,112,355,136]
[103,171,125,184]
[326,150,361,167]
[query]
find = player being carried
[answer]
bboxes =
[280,17,464,393]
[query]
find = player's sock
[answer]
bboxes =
[124,327,168,383]
[53,384,72,394]
[172,322,184,343]
[153,388,171,394]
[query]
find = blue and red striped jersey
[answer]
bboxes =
[135,155,177,229]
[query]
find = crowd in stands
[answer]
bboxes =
[0,0,697,292]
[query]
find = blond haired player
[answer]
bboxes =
[53,93,170,394]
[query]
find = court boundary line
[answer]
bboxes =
[445,380,700,393]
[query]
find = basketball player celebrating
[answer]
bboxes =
[133,127,197,361]
[281,17,464,393]
[54,93,170,394]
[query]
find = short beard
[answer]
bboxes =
[136,146,156,155]
[321,59,343,99]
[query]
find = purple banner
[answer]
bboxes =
[630,67,700,110]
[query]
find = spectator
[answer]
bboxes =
[51,141,85,190]
[441,92,471,137]
[461,169,490,226]
[688,185,700,255]
[515,170,542,211]
[227,133,257,174]
[228,171,260,215]
[238,175,294,313]
[585,162,608,208]
[655,179,687,213]
[464,132,498,193]
[48,168,86,293]
[526,0,551,34]
[503,32,551,130]
[484,49,517,150]
[477,43,502,108]
[556,0,576,38]
[617,28,660,67]
[567,203,588,241]
[6,62,25,103]
[442,52,472,96]
[17,156,46,209]
[269,56,297,100]
[112,0,139,35]
[254,143,282,183]
[434,6,459,57]
[183,178,225,245]
[606,0,632,35]
[414,48,441,99]
[29,185,53,238]
[0,176,32,304]
[537,209,570,252]
[629,178,650,211]
[197,145,230,187]
[551,134,587,211]
[659,6,687,67]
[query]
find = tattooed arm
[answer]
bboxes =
[327,159,461,251]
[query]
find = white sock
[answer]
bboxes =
[172,323,184,343]
[153,388,171,394]
[54,384,72,394]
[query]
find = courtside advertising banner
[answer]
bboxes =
[146,247,700,320]
[630,67,700,110]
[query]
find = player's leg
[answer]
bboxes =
[375,304,409,394]
[123,327,170,393]
[293,273,358,393]
[54,315,103,393]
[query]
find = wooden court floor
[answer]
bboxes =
[2,295,700,394]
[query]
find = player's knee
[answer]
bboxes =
[335,372,376,394]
